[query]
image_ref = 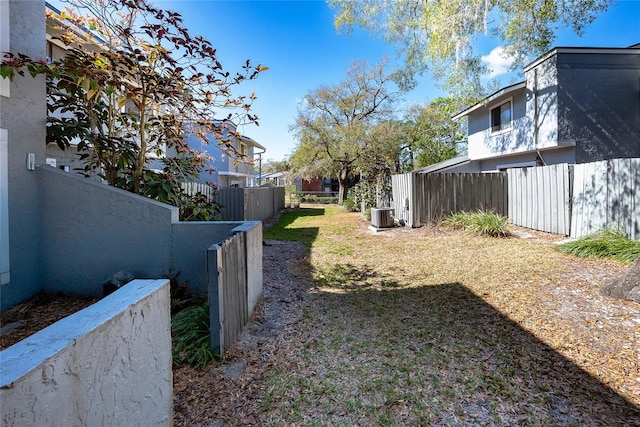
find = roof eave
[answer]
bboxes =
[452,81,526,120]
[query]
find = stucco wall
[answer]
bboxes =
[37,166,262,299]
[0,279,173,427]
[38,166,177,295]
[557,52,640,163]
[172,221,244,295]
[0,0,48,311]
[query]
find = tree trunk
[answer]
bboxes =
[337,165,349,205]
[601,256,640,302]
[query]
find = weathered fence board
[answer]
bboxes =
[394,158,638,238]
[392,172,508,227]
[208,232,248,354]
[181,183,284,222]
[571,159,640,239]
[216,187,245,220]
[508,164,571,235]
[421,172,508,223]
[391,173,417,226]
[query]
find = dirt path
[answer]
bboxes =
[173,239,310,426]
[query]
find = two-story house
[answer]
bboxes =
[424,43,640,173]
[187,120,265,188]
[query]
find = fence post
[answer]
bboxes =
[207,244,223,355]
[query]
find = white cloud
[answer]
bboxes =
[481,46,515,78]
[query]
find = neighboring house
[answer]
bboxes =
[43,2,104,174]
[257,171,286,186]
[187,121,265,188]
[301,176,338,196]
[43,2,166,176]
[438,43,640,173]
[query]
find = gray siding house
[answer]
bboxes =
[187,122,266,188]
[445,44,640,173]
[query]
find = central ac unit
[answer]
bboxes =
[371,208,394,228]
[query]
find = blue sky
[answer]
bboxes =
[58,0,640,161]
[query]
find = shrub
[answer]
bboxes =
[342,198,359,212]
[171,304,217,369]
[556,227,640,264]
[363,207,371,221]
[443,210,511,237]
[299,194,338,204]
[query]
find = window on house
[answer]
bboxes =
[490,100,512,133]
[240,143,247,157]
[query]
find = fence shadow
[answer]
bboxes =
[307,263,640,424]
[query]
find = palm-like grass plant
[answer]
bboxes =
[556,227,640,264]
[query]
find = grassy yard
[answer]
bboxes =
[261,205,640,426]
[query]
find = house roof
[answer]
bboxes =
[523,45,640,72]
[452,82,525,121]
[240,135,265,152]
[452,42,640,122]
[414,155,470,174]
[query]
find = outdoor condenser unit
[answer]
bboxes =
[371,208,394,229]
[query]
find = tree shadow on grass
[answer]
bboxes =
[299,264,640,425]
[275,207,326,228]
[264,207,325,246]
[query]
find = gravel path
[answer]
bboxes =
[173,238,310,426]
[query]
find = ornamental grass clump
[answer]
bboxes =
[556,227,640,264]
[171,304,217,370]
[443,210,511,237]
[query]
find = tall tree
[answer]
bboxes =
[290,61,400,204]
[330,0,612,98]
[1,0,265,217]
[408,98,467,168]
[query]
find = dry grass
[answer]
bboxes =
[261,204,640,426]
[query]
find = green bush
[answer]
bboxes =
[171,304,217,369]
[556,227,640,264]
[443,210,511,237]
[300,194,338,204]
[342,198,359,212]
[363,207,371,221]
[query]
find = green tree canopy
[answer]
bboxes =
[408,98,467,169]
[289,60,400,204]
[1,0,265,219]
[330,0,612,98]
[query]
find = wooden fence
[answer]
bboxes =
[181,182,285,221]
[508,163,572,235]
[208,232,248,354]
[391,172,508,227]
[392,158,639,239]
[571,158,640,240]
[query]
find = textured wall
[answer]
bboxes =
[1,0,47,311]
[467,88,530,161]
[171,221,242,295]
[38,166,177,296]
[0,279,173,427]
[557,52,640,163]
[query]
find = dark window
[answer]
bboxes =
[491,100,512,133]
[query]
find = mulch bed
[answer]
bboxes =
[0,292,99,350]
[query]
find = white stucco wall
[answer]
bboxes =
[0,279,172,427]
[525,55,560,150]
